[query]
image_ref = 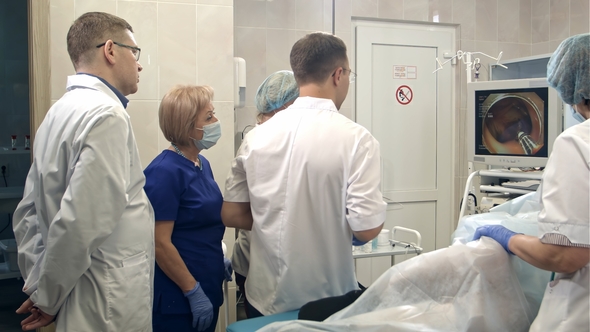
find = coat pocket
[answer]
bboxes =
[105,252,151,332]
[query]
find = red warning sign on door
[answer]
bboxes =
[396,85,413,105]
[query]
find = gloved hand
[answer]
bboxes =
[352,235,368,246]
[184,282,214,331]
[473,225,520,255]
[223,257,233,282]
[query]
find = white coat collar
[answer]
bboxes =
[291,96,339,113]
[66,74,129,108]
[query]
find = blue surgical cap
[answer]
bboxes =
[255,70,299,113]
[547,33,590,105]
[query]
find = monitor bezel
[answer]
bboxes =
[467,78,563,168]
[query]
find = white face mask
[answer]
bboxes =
[191,120,221,150]
[571,105,586,123]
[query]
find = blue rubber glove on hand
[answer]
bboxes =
[184,282,214,331]
[473,225,520,255]
[223,257,233,282]
[352,235,368,246]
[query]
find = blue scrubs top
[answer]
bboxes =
[144,150,225,314]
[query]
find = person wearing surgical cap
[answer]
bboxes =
[254,70,299,124]
[473,33,590,331]
[231,70,299,318]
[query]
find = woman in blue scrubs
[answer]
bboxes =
[145,85,230,332]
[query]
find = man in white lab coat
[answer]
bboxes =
[222,32,386,316]
[12,12,154,331]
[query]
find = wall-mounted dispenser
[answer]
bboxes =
[234,57,246,108]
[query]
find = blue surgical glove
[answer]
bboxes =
[352,235,368,246]
[223,257,233,282]
[184,282,214,331]
[473,225,520,255]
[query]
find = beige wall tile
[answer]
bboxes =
[531,41,550,55]
[74,0,116,17]
[518,43,532,57]
[197,5,234,102]
[267,0,297,29]
[118,1,158,101]
[158,0,196,3]
[126,100,160,168]
[404,0,429,21]
[570,0,590,35]
[266,29,300,75]
[497,42,521,60]
[234,0,266,28]
[296,0,326,31]
[519,0,532,43]
[498,0,519,43]
[532,0,550,16]
[352,0,378,17]
[531,0,550,43]
[157,3,197,98]
[549,0,569,42]
[379,0,404,20]
[197,0,231,5]
[335,0,352,32]
[532,16,550,43]
[50,0,76,100]
[475,0,498,41]
[453,0,475,40]
[430,0,453,23]
[234,27,267,108]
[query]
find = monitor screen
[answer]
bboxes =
[467,78,563,168]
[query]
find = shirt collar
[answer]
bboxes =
[77,73,129,108]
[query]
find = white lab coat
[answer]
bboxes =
[224,97,386,315]
[530,119,590,331]
[12,74,155,332]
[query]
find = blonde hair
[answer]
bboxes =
[159,85,214,146]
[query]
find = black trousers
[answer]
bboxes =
[298,285,367,322]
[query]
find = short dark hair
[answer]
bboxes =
[67,12,133,69]
[289,32,348,85]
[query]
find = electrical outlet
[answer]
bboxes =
[1,164,8,178]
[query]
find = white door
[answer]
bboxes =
[352,20,456,285]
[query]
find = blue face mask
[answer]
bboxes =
[192,120,221,150]
[571,106,586,123]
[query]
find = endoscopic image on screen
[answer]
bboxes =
[475,88,549,158]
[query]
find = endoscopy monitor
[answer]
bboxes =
[467,78,564,168]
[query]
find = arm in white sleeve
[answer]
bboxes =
[30,110,131,315]
[12,161,46,295]
[223,140,251,204]
[347,135,387,238]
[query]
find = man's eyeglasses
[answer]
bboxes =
[332,68,356,83]
[96,41,141,61]
[343,68,356,83]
